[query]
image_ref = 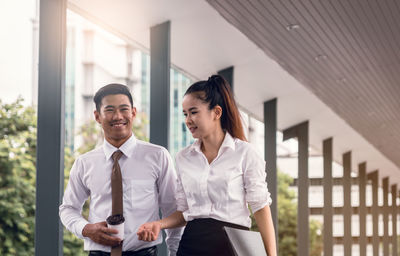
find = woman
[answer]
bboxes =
[137,75,276,255]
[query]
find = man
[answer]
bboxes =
[60,84,182,256]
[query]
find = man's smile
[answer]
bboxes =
[110,121,127,127]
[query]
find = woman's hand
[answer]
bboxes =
[137,211,186,242]
[137,221,162,242]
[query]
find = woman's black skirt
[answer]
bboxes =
[177,218,249,256]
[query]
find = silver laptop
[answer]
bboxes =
[223,227,267,256]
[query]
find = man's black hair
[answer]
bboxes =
[93,83,133,111]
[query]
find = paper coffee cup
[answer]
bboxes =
[106,214,125,240]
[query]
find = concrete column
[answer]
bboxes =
[35,0,66,255]
[283,121,309,256]
[264,98,278,247]
[383,177,389,256]
[323,138,333,256]
[359,163,367,256]
[150,21,170,148]
[150,21,170,256]
[343,151,352,256]
[218,66,234,90]
[392,185,398,256]
[368,170,379,256]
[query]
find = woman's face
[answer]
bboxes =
[182,93,220,139]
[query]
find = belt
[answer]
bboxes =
[188,218,249,231]
[89,246,157,256]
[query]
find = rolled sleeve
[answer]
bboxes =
[243,146,272,213]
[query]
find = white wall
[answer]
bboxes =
[0,0,37,105]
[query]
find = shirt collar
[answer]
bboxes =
[220,132,236,151]
[103,134,136,160]
[189,132,236,154]
[190,139,202,153]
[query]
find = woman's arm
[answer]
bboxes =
[254,205,277,256]
[137,211,186,241]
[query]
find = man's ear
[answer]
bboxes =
[213,105,222,120]
[94,110,101,124]
[131,107,137,119]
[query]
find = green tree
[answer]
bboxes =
[251,171,323,256]
[278,171,322,256]
[0,98,36,256]
[277,171,298,256]
[309,218,323,256]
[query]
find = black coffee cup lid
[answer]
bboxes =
[106,214,125,225]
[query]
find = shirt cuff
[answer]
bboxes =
[176,204,188,212]
[76,219,89,239]
[249,199,271,213]
[182,211,190,222]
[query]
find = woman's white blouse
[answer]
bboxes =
[175,133,272,228]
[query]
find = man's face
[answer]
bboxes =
[94,94,136,147]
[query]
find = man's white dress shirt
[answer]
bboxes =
[59,135,182,254]
[175,132,272,228]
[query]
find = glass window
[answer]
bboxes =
[169,68,194,157]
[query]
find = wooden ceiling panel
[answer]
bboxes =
[208,0,400,168]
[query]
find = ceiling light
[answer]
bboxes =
[286,24,300,31]
[336,78,346,83]
[314,55,327,61]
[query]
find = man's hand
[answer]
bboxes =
[136,221,162,242]
[82,221,122,246]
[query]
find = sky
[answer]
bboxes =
[0,0,37,105]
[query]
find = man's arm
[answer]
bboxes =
[59,157,91,239]
[60,157,121,246]
[157,148,184,256]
